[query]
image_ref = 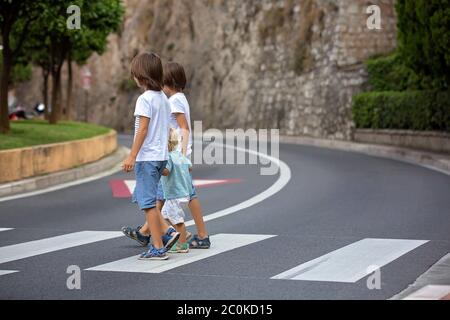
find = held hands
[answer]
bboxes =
[122,155,136,172]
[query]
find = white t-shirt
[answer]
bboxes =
[134,90,171,162]
[169,93,193,156]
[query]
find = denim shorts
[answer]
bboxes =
[156,175,198,202]
[132,161,168,210]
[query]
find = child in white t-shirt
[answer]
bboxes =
[121,52,180,261]
[122,61,211,250]
[160,62,210,249]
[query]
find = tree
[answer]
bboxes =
[30,0,123,124]
[0,0,41,133]
[0,52,32,85]
[21,0,123,124]
[396,0,450,89]
[66,0,124,121]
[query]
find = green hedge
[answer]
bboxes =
[366,53,424,91]
[366,52,444,91]
[396,0,450,89]
[352,91,450,132]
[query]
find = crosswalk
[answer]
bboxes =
[0,270,18,276]
[0,227,431,287]
[0,231,123,265]
[272,238,429,283]
[87,234,275,274]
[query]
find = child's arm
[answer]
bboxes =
[123,116,150,172]
[161,156,173,177]
[174,113,190,156]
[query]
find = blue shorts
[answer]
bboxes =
[156,174,198,202]
[132,161,167,210]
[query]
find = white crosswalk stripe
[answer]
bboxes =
[0,270,18,276]
[0,231,123,265]
[272,238,428,283]
[86,234,275,274]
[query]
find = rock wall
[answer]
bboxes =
[18,0,397,139]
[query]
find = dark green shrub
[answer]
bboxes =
[352,91,450,132]
[396,0,450,89]
[365,53,426,91]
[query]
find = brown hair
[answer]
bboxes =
[163,62,187,91]
[168,127,179,152]
[131,52,163,91]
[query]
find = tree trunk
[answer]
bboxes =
[49,64,63,125]
[42,68,49,120]
[65,55,73,120]
[0,34,12,133]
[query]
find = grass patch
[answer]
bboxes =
[0,120,111,151]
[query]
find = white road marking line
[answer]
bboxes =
[187,141,291,226]
[123,179,241,194]
[193,179,234,187]
[0,231,123,265]
[0,163,126,203]
[0,270,18,276]
[121,140,291,228]
[403,285,450,300]
[123,180,136,194]
[272,238,429,283]
[86,234,275,274]
[0,228,13,232]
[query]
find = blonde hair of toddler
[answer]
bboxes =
[168,128,179,152]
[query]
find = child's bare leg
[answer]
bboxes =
[144,207,163,248]
[174,223,187,244]
[189,198,208,239]
[140,200,171,235]
[156,200,164,212]
[139,222,150,236]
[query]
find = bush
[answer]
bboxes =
[366,53,425,91]
[352,91,450,132]
[396,0,450,89]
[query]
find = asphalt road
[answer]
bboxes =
[0,135,449,300]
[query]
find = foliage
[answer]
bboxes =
[352,91,450,132]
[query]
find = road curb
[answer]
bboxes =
[0,129,118,183]
[279,135,450,176]
[0,146,129,199]
[390,254,450,300]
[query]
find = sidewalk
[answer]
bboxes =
[391,254,450,300]
[279,135,450,176]
[0,146,129,200]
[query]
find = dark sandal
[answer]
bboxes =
[189,235,211,249]
[121,226,150,247]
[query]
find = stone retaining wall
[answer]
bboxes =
[354,129,450,154]
[0,130,118,183]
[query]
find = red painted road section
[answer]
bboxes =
[109,180,132,198]
[110,179,242,198]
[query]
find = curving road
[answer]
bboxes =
[0,135,449,299]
